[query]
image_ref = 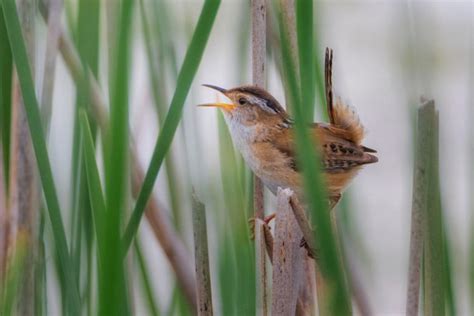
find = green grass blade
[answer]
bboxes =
[278,4,351,314]
[1,0,81,313]
[122,0,221,253]
[296,0,314,118]
[80,108,109,311]
[101,0,134,314]
[0,7,12,191]
[77,0,100,75]
[80,111,106,257]
[70,0,101,299]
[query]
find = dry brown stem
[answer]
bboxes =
[271,188,306,315]
[192,193,213,316]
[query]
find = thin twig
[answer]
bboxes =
[255,218,268,315]
[252,0,265,220]
[192,193,213,316]
[289,195,317,259]
[252,1,267,314]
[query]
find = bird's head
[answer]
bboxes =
[199,84,290,125]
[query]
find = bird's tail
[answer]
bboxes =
[325,47,366,144]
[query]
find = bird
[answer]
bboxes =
[199,48,377,215]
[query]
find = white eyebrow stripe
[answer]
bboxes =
[248,95,277,114]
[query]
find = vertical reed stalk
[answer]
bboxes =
[251,0,266,220]
[406,99,443,315]
[271,188,306,315]
[192,194,213,316]
[255,218,268,315]
[251,1,267,314]
[422,103,444,315]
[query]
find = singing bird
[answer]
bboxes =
[200,48,377,211]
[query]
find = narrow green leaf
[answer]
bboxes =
[79,111,106,258]
[80,109,110,315]
[69,0,101,297]
[101,0,134,314]
[0,7,12,190]
[1,0,81,314]
[122,0,221,253]
[77,0,100,76]
[278,3,351,314]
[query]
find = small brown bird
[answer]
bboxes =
[200,48,377,210]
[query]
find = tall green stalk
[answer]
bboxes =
[277,1,352,314]
[101,0,134,314]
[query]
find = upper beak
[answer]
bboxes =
[199,84,236,112]
[202,84,227,94]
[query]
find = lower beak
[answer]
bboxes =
[198,102,236,112]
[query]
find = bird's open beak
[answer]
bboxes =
[198,102,236,112]
[198,84,236,112]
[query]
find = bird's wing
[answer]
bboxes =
[272,124,377,173]
[313,124,378,172]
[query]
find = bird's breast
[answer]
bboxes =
[225,116,300,195]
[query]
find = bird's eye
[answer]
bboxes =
[238,98,247,105]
